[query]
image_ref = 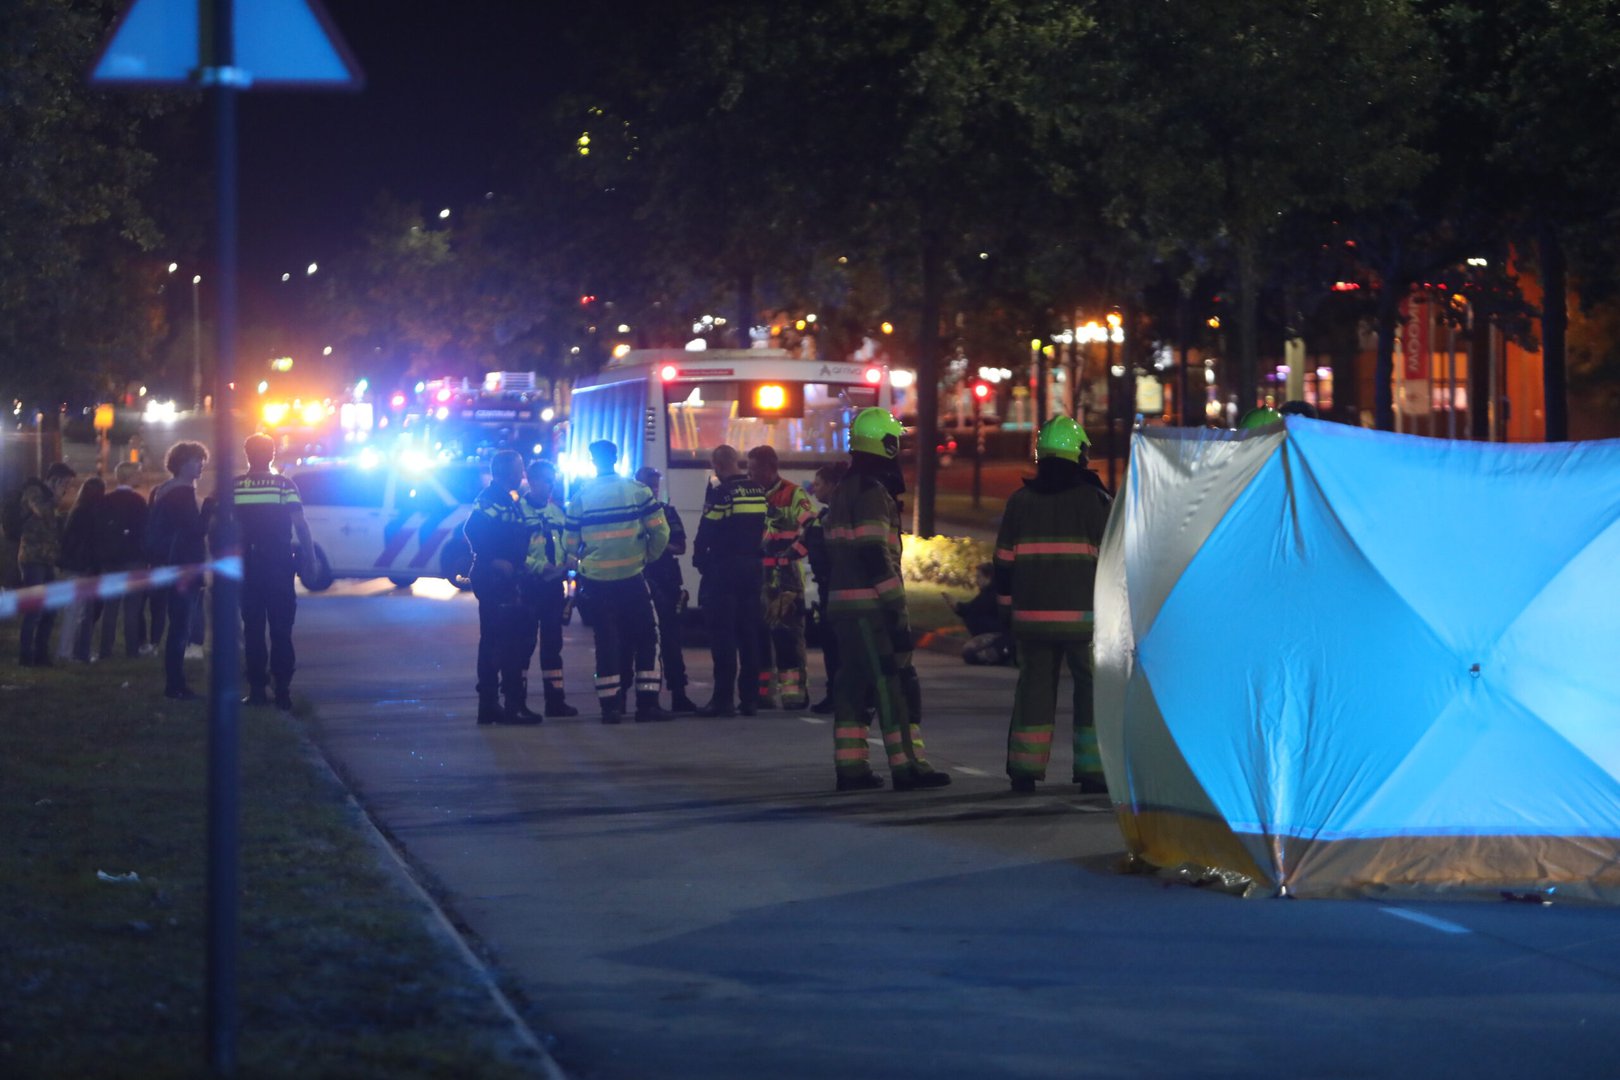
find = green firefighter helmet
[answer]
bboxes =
[1036,416,1090,462]
[1238,406,1283,430]
[850,407,904,459]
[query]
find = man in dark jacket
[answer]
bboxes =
[692,444,767,717]
[95,461,150,659]
[636,466,698,714]
[465,450,541,725]
[147,441,210,699]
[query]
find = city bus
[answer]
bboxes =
[562,348,892,611]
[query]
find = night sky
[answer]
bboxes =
[234,1,569,319]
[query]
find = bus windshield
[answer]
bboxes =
[665,381,875,465]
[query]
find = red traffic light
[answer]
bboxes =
[580,294,598,306]
[972,382,990,400]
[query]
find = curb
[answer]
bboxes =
[297,727,570,1080]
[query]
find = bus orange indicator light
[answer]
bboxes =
[755,384,787,410]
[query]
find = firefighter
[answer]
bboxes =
[804,460,848,713]
[996,416,1113,794]
[234,433,315,711]
[747,445,816,710]
[563,440,671,723]
[520,458,578,718]
[465,450,542,725]
[824,408,950,792]
[635,466,699,715]
[692,444,767,717]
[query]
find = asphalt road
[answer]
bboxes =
[297,580,1620,1080]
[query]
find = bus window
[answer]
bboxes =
[666,381,860,464]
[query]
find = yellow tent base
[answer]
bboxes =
[1118,807,1620,903]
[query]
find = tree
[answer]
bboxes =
[0,0,185,402]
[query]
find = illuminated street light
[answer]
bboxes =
[439,208,451,219]
[306,262,318,276]
[281,273,291,282]
[168,261,179,273]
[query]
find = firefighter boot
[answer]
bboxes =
[635,691,673,723]
[476,696,504,726]
[503,680,544,725]
[544,688,579,718]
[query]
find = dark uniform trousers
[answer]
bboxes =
[473,572,529,705]
[242,558,297,693]
[582,574,658,707]
[650,584,687,691]
[519,574,568,703]
[702,560,763,709]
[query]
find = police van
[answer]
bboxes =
[289,456,488,591]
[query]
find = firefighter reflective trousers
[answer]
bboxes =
[1005,636,1102,783]
[758,575,807,707]
[830,615,935,779]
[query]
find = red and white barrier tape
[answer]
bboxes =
[0,556,243,620]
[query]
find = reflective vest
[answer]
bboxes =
[761,478,815,570]
[234,470,302,569]
[522,497,568,579]
[693,474,767,570]
[464,482,530,577]
[564,475,669,581]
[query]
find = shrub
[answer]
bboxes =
[901,533,991,589]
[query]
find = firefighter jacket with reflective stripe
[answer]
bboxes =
[823,466,906,619]
[564,475,669,582]
[234,471,302,570]
[693,474,767,572]
[761,478,815,569]
[522,497,569,580]
[992,468,1112,638]
[464,482,530,581]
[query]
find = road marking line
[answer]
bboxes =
[799,716,826,725]
[954,766,988,776]
[1382,908,1471,935]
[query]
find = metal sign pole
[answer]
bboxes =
[205,0,243,1072]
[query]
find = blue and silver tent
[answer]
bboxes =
[1094,417,1620,900]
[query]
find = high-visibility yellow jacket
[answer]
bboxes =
[522,497,569,580]
[564,475,669,582]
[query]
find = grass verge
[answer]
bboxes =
[0,623,546,1079]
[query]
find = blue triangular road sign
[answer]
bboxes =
[91,0,363,90]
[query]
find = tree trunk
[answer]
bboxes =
[912,235,944,539]
[1234,241,1260,419]
[1178,292,1193,426]
[1374,283,1401,432]
[1468,306,1490,440]
[736,269,756,350]
[1538,222,1568,442]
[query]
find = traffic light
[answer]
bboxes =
[972,381,990,402]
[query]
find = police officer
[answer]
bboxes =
[563,440,670,723]
[234,433,315,710]
[520,458,578,718]
[465,449,541,725]
[995,417,1112,794]
[824,408,950,792]
[747,445,816,711]
[635,466,699,715]
[692,444,767,717]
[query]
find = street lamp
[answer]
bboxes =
[166,264,203,410]
[191,275,202,412]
